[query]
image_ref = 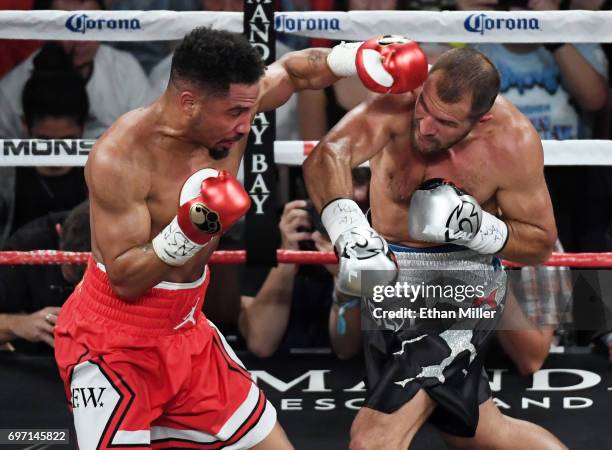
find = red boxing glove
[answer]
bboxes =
[177,169,251,245]
[153,168,251,266]
[356,35,428,94]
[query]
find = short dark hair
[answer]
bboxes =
[429,47,500,120]
[60,200,90,253]
[170,27,265,94]
[22,44,89,129]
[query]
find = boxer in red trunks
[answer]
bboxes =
[54,28,426,449]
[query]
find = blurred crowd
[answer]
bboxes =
[0,0,611,375]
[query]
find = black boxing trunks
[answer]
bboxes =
[362,243,506,437]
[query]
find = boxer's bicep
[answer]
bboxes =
[304,95,407,211]
[496,142,557,263]
[498,173,554,231]
[88,152,152,267]
[323,95,406,167]
[497,138,555,232]
[88,155,173,298]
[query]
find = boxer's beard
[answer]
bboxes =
[411,117,470,158]
[209,133,245,159]
[208,147,230,160]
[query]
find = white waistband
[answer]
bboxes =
[96,261,208,291]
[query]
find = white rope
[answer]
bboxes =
[278,140,612,166]
[0,10,242,41]
[275,10,612,42]
[1,139,611,167]
[1,10,612,42]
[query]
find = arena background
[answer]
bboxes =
[1,2,612,449]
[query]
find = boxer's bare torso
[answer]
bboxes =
[86,48,339,297]
[369,92,537,247]
[305,69,556,262]
[87,104,249,284]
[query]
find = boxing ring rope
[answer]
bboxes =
[1,250,612,268]
[3,139,612,166]
[2,9,612,269]
[2,10,612,43]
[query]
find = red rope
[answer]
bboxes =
[0,250,612,267]
[0,250,338,265]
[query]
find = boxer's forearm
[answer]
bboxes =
[280,48,339,91]
[498,220,556,265]
[304,96,399,212]
[258,48,338,112]
[104,244,175,300]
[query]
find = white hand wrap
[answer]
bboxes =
[326,41,362,78]
[321,198,370,244]
[151,168,219,267]
[152,217,207,267]
[466,211,509,254]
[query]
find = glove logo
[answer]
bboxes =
[342,229,386,260]
[189,203,221,234]
[445,199,481,242]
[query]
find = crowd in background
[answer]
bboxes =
[0,0,611,371]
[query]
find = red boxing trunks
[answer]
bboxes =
[55,258,276,450]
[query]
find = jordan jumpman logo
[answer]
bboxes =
[174,298,199,330]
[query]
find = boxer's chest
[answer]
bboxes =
[145,148,244,236]
[380,136,499,207]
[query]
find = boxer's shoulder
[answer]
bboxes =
[475,100,543,189]
[492,96,537,140]
[91,108,153,162]
[85,111,153,201]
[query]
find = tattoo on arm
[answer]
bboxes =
[307,50,326,69]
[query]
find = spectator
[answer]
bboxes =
[106,0,199,73]
[0,201,90,354]
[0,0,152,139]
[239,168,370,357]
[457,0,609,252]
[492,240,572,375]
[0,0,41,78]
[0,45,89,247]
[569,0,612,80]
[593,330,612,362]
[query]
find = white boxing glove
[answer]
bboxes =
[321,198,398,297]
[408,178,509,254]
